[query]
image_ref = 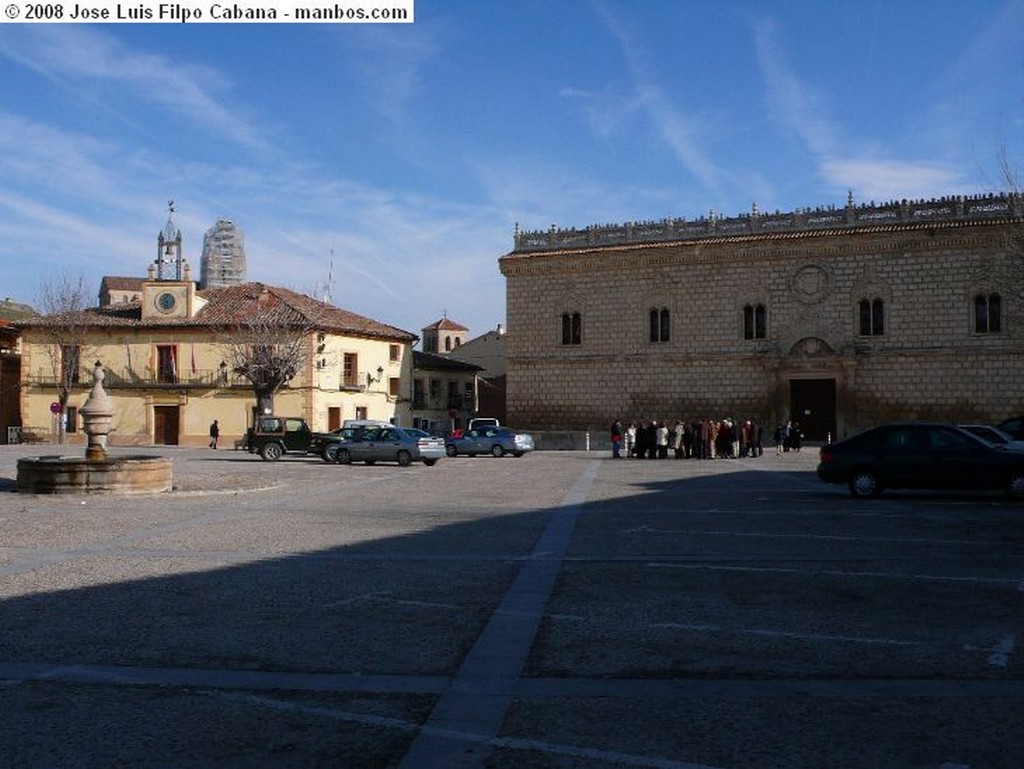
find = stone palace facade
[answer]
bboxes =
[498,194,1024,441]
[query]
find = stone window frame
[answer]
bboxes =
[857,297,885,336]
[648,307,671,343]
[973,291,1002,334]
[742,303,767,340]
[560,311,582,346]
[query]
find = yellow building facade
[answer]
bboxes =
[18,278,417,447]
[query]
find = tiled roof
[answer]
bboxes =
[16,282,418,343]
[423,316,469,332]
[413,350,482,372]
[101,276,145,291]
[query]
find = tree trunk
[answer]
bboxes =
[255,390,275,416]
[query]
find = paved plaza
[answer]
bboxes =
[0,443,1021,768]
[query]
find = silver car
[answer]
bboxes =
[334,425,445,467]
[445,426,535,458]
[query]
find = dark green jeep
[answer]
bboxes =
[245,415,315,461]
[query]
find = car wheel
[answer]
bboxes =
[396,450,412,467]
[491,444,505,458]
[260,443,283,461]
[335,448,352,465]
[322,445,337,462]
[1005,469,1024,499]
[445,445,458,457]
[848,469,881,498]
[423,459,438,466]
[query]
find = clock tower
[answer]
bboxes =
[141,202,206,320]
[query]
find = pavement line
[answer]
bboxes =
[212,690,724,769]
[644,561,1021,587]
[397,459,600,769]
[651,622,925,647]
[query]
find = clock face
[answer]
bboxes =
[156,292,177,313]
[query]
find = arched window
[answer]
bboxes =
[649,307,670,343]
[561,312,582,345]
[743,304,766,340]
[444,335,452,351]
[858,298,884,336]
[975,293,1002,333]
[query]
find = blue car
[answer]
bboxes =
[445,426,535,458]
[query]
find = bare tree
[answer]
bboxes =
[216,285,322,418]
[34,273,93,444]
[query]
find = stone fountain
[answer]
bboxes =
[17,362,173,494]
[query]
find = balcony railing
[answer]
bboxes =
[24,367,248,389]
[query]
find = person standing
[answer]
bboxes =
[209,419,220,449]
[655,421,669,459]
[611,420,623,459]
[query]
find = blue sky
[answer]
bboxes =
[1,1,1023,338]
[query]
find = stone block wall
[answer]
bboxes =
[500,218,1024,435]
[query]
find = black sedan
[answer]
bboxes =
[817,422,1024,499]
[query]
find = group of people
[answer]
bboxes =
[610,419,803,459]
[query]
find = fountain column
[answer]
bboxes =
[80,361,114,461]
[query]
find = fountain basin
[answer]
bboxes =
[17,455,173,495]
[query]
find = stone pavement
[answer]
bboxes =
[0,443,1019,768]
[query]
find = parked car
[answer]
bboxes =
[445,426,534,458]
[467,416,501,431]
[958,424,1024,452]
[309,426,362,462]
[334,425,445,467]
[997,417,1024,441]
[245,416,315,461]
[817,422,1024,499]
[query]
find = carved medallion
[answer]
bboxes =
[792,264,830,304]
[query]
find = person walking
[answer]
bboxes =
[208,419,220,449]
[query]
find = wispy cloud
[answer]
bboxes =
[0,26,271,153]
[753,17,965,202]
[559,1,724,196]
[342,22,444,124]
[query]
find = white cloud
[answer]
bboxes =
[0,26,270,153]
[820,159,966,202]
[753,17,969,204]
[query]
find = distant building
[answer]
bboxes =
[99,276,144,306]
[409,350,482,435]
[0,299,32,443]
[421,315,468,354]
[200,218,247,288]
[448,325,507,424]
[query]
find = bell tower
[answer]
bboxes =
[142,201,206,320]
[156,200,184,281]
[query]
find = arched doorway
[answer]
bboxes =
[783,337,840,442]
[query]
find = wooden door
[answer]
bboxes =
[153,406,179,445]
